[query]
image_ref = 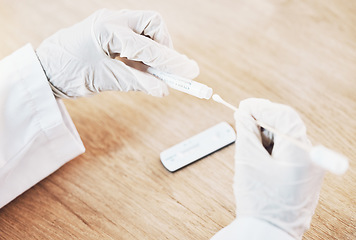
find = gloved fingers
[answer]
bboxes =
[234,109,273,163]
[94,9,173,48]
[238,98,310,155]
[238,98,307,139]
[128,67,170,97]
[235,144,319,189]
[107,30,199,79]
[97,59,169,97]
[91,9,199,79]
[125,10,174,48]
[235,98,275,151]
[235,98,312,165]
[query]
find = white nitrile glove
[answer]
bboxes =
[36,9,199,98]
[233,98,325,239]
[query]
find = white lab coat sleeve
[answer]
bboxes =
[211,217,296,240]
[0,44,85,208]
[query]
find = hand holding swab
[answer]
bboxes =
[212,94,349,175]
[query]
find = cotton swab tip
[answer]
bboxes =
[212,94,223,103]
[310,145,349,175]
[212,94,239,112]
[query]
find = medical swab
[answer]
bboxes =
[212,94,349,175]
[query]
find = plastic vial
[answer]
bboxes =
[147,67,213,99]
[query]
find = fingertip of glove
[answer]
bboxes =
[154,82,170,97]
[186,58,200,77]
[141,73,170,97]
[239,98,272,113]
[233,110,240,121]
[234,109,257,131]
[170,58,200,79]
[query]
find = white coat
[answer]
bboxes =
[0,45,294,240]
[0,44,85,208]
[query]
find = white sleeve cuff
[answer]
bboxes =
[210,217,296,240]
[0,44,85,208]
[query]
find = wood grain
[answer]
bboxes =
[0,0,355,239]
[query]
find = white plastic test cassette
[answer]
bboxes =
[160,122,236,172]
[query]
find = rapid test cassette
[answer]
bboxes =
[160,122,236,172]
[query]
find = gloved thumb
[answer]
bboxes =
[95,58,169,97]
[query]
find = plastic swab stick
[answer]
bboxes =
[212,94,349,175]
[212,94,239,112]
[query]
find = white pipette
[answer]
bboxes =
[212,94,349,175]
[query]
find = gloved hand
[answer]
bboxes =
[36,9,199,98]
[233,98,325,239]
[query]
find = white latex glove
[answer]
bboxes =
[36,9,199,98]
[233,98,325,239]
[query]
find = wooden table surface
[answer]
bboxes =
[0,0,355,239]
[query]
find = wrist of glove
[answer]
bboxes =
[233,98,325,239]
[36,9,199,98]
